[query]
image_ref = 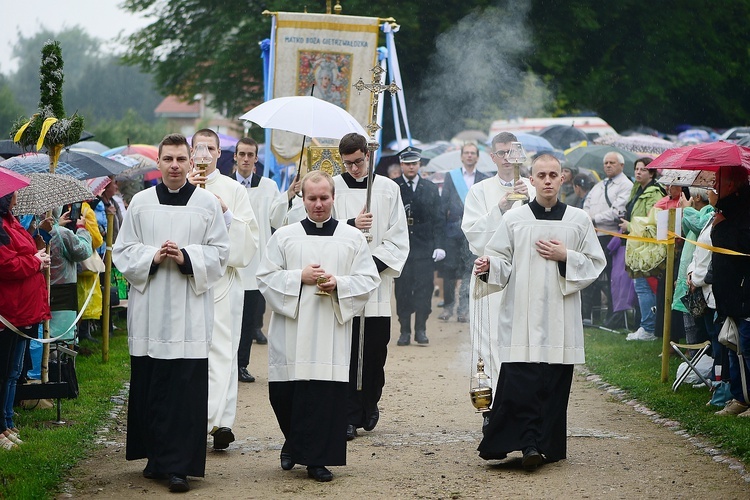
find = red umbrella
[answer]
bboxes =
[0,166,31,197]
[648,141,750,172]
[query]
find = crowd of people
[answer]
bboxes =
[1,127,748,492]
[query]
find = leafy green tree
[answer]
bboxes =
[90,109,170,148]
[0,75,24,137]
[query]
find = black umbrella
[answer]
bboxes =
[538,125,589,150]
[1,150,127,179]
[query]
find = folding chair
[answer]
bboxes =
[671,341,712,392]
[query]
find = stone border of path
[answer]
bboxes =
[577,367,750,484]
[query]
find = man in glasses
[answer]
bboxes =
[462,131,535,384]
[439,142,489,323]
[335,133,409,440]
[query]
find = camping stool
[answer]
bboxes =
[670,341,712,392]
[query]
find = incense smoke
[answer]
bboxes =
[411,0,552,142]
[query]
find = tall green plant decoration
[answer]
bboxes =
[10,40,84,171]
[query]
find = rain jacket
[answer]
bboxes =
[671,204,714,313]
[0,213,51,327]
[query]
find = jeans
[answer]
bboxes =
[633,277,656,334]
[5,337,28,429]
[727,318,750,404]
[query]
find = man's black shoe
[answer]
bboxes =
[143,464,167,480]
[415,331,429,344]
[212,427,235,450]
[521,447,543,470]
[346,424,357,440]
[280,452,294,470]
[254,329,268,345]
[307,466,333,482]
[396,332,410,346]
[168,474,190,493]
[238,367,256,383]
[363,408,379,431]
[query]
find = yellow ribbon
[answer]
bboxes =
[595,228,750,257]
[13,121,31,143]
[36,117,58,150]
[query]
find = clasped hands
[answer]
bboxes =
[473,239,567,275]
[35,249,50,271]
[302,263,337,292]
[153,240,185,265]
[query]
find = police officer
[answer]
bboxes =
[393,147,445,345]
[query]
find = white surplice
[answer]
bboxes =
[482,204,605,364]
[462,176,535,383]
[257,221,380,382]
[331,175,409,317]
[112,187,230,359]
[237,176,287,292]
[204,173,260,431]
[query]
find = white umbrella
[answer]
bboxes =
[239,96,367,139]
[423,149,497,174]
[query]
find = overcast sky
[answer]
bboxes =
[0,0,152,74]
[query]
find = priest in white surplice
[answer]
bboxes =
[462,132,535,385]
[257,171,380,482]
[190,129,259,451]
[112,134,230,493]
[334,133,409,440]
[473,154,605,471]
[231,137,292,383]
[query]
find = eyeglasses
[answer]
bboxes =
[490,150,510,158]
[707,187,718,194]
[343,157,366,168]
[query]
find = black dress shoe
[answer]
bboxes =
[346,424,357,440]
[212,427,235,450]
[280,452,294,470]
[143,464,167,480]
[521,447,543,470]
[396,332,410,346]
[254,329,268,345]
[415,331,429,344]
[238,367,256,383]
[168,474,190,492]
[363,408,379,431]
[307,466,333,482]
[457,315,469,323]
[438,312,452,321]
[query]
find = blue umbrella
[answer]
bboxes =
[514,133,555,153]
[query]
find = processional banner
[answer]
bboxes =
[271,12,380,163]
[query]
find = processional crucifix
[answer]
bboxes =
[352,65,400,390]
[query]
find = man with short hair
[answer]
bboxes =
[113,133,230,492]
[393,146,444,346]
[231,137,293,383]
[258,170,380,482]
[439,143,489,322]
[583,152,633,325]
[462,131,535,382]
[474,154,605,470]
[189,129,259,450]
[335,132,409,440]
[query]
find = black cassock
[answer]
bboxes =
[477,200,574,462]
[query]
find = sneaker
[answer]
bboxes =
[626,327,657,341]
[715,399,750,416]
[0,435,18,450]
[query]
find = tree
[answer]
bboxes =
[0,76,24,138]
[90,109,170,148]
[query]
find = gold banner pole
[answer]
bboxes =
[101,212,113,363]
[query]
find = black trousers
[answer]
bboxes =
[347,316,390,428]
[238,290,266,368]
[0,328,20,434]
[394,257,434,333]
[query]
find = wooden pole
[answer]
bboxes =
[101,212,113,362]
[660,208,676,382]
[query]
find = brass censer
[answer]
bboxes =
[469,358,493,413]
